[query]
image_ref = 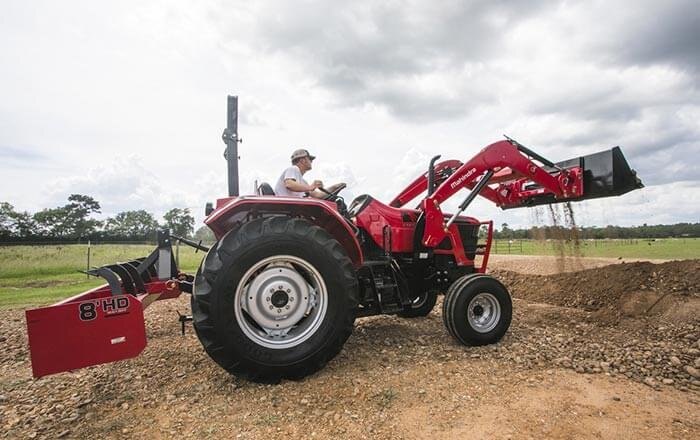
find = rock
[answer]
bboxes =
[695,358,700,368]
[662,378,674,385]
[643,377,656,388]
[57,431,70,438]
[77,398,93,408]
[669,356,682,367]
[0,394,7,403]
[685,366,699,378]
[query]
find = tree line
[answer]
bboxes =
[0,194,195,242]
[495,222,700,240]
[2,194,697,243]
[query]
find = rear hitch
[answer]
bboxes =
[177,311,193,336]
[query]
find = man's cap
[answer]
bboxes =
[291,148,316,161]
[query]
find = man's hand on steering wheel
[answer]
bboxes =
[317,183,347,200]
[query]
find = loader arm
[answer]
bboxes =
[419,139,642,247]
[389,159,463,208]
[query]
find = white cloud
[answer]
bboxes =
[1,0,698,232]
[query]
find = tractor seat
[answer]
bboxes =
[257,182,275,196]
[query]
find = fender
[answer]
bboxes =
[205,196,363,268]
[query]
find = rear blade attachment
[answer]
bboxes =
[25,230,188,378]
[86,230,178,296]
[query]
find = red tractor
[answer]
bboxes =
[25,96,643,382]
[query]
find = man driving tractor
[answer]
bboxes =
[274,148,345,198]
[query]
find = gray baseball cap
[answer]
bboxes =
[291,148,316,162]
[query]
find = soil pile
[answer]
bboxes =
[1,258,699,439]
[493,259,700,322]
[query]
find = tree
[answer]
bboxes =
[163,208,195,237]
[193,225,215,244]
[0,202,14,237]
[65,194,102,237]
[33,194,101,238]
[1,202,36,238]
[104,210,159,239]
[500,222,512,239]
[33,208,67,236]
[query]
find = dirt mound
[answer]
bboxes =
[492,259,700,323]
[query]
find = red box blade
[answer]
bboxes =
[26,294,147,378]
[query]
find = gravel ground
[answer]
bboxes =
[1,256,698,439]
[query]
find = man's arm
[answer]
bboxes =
[285,178,320,193]
[308,182,346,198]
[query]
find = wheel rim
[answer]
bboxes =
[411,291,429,308]
[234,255,328,349]
[467,292,501,333]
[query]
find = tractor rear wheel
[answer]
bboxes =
[191,216,358,383]
[443,274,512,346]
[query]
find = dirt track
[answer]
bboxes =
[1,256,699,439]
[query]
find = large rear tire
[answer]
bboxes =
[191,216,358,383]
[443,274,512,346]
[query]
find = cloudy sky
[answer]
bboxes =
[1,0,698,230]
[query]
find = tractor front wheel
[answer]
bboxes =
[443,274,512,346]
[191,217,358,382]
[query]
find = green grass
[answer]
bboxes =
[0,244,205,309]
[1,238,698,309]
[491,237,700,260]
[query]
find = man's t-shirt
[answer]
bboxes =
[274,166,308,197]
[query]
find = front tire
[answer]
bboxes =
[443,274,512,346]
[192,216,358,382]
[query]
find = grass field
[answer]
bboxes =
[1,238,698,309]
[492,237,700,259]
[0,244,205,309]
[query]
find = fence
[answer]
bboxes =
[492,240,524,254]
[491,238,653,254]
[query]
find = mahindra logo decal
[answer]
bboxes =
[450,168,477,189]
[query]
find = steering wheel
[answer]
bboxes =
[317,183,346,200]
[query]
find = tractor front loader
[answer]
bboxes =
[25,96,643,383]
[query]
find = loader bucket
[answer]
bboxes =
[557,146,644,200]
[503,146,643,209]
